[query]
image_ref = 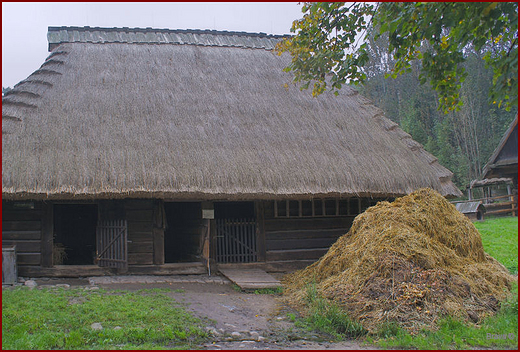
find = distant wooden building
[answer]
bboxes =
[2,27,462,277]
[482,117,518,185]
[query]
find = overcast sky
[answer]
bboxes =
[2,2,303,88]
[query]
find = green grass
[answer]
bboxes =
[294,283,366,340]
[474,216,518,274]
[2,287,208,350]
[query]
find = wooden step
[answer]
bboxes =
[218,268,281,290]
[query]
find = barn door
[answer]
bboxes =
[95,219,128,270]
[216,218,257,263]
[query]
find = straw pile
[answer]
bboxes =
[283,188,515,333]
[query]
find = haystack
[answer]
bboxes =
[283,188,515,333]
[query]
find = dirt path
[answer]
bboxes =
[27,276,378,350]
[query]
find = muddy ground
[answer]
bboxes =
[27,275,377,350]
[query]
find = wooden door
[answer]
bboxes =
[95,219,128,270]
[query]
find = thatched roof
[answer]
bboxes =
[2,27,462,200]
[482,116,518,180]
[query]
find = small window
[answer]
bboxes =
[302,200,313,216]
[325,199,336,216]
[349,198,359,215]
[339,200,348,215]
[289,200,300,217]
[360,198,371,212]
[314,199,323,216]
[275,200,286,217]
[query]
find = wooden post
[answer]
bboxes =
[255,201,266,262]
[152,200,165,265]
[507,185,516,216]
[41,202,54,267]
[209,218,217,272]
[2,246,17,284]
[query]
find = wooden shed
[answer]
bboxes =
[2,27,462,277]
[455,201,486,221]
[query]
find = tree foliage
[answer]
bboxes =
[278,2,518,113]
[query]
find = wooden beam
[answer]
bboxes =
[41,202,53,267]
[255,201,266,262]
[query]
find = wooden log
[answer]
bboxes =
[255,201,266,262]
[266,248,328,261]
[17,253,41,265]
[2,240,41,252]
[18,265,116,277]
[2,221,41,231]
[2,210,42,221]
[2,231,41,240]
[126,209,153,222]
[266,237,338,251]
[264,217,354,232]
[128,252,153,265]
[41,203,53,267]
[266,228,347,241]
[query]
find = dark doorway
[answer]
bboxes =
[164,202,202,263]
[53,204,98,265]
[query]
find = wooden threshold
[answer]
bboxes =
[219,267,281,290]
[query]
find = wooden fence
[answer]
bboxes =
[453,194,518,217]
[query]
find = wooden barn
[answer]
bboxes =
[2,27,462,277]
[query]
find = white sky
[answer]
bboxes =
[2,2,303,88]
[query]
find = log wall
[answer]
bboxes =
[261,201,354,262]
[2,201,43,266]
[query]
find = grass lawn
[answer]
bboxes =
[474,216,518,274]
[1,287,208,350]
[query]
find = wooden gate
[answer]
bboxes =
[96,219,128,270]
[216,218,256,263]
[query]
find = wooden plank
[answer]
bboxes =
[255,201,266,262]
[125,209,153,222]
[128,263,206,275]
[128,252,153,265]
[264,217,354,232]
[124,199,154,210]
[2,240,41,252]
[266,248,328,261]
[18,265,116,277]
[219,268,281,289]
[266,237,338,251]
[2,210,43,221]
[2,221,41,231]
[128,232,153,243]
[129,241,153,253]
[2,231,41,240]
[17,253,41,265]
[128,222,153,233]
[266,228,347,241]
[41,203,53,267]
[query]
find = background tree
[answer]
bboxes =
[278,2,518,112]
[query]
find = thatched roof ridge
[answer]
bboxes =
[47,26,287,51]
[2,27,462,200]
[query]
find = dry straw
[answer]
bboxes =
[283,188,516,333]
